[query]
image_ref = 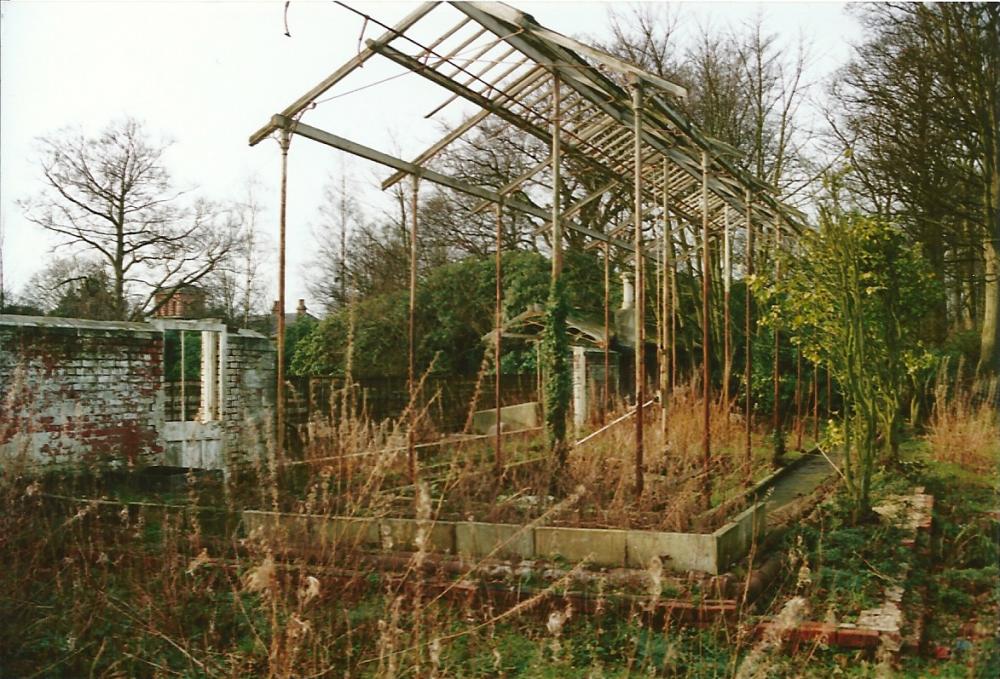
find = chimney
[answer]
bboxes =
[621,272,633,310]
[296,299,307,318]
[272,300,281,317]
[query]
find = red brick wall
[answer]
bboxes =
[1,316,164,467]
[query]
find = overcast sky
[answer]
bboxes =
[0,0,859,312]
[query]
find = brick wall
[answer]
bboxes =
[1,314,276,470]
[1,316,164,466]
[222,329,276,457]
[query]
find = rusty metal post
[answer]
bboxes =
[723,204,732,423]
[701,150,711,506]
[661,158,670,443]
[494,200,503,474]
[180,331,186,422]
[795,347,803,450]
[744,189,754,478]
[629,74,644,497]
[408,175,419,482]
[812,362,820,442]
[276,129,290,459]
[772,214,782,460]
[551,72,562,280]
[826,368,832,419]
[603,241,610,424]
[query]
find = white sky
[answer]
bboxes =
[0,0,860,312]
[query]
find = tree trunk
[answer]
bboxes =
[977,162,1000,376]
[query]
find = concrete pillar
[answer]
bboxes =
[200,331,218,422]
[572,346,587,430]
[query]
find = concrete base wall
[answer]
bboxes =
[243,500,767,575]
[471,402,540,434]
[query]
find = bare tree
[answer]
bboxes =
[307,170,364,313]
[18,117,237,319]
[207,177,272,326]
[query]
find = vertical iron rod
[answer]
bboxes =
[723,204,732,423]
[630,75,644,497]
[603,241,610,424]
[812,362,820,442]
[277,129,290,459]
[772,215,782,459]
[795,346,803,450]
[494,200,503,474]
[701,150,711,506]
[744,189,754,477]
[408,176,419,482]
[180,331,186,422]
[551,72,562,280]
[661,158,670,443]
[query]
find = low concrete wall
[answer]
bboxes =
[626,530,717,572]
[244,500,767,575]
[471,402,540,434]
[535,526,628,567]
[714,502,767,572]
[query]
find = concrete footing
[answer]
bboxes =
[243,499,767,575]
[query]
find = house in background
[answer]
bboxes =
[153,285,206,319]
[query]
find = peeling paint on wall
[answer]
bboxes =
[0,315,275,470]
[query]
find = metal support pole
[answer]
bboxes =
[630,75,644,497]
[812,362,820,442]
[772,215,782,460]
[744,189,754,477]
[603,241,610,424]
[494,200,504,474]
[661,158,670,443]
[277,129,290,459]
[180,331,186,422]
[795,346,803,450]
[826,369,832,419]
[723,204,732,423]
[408,176,419,482]
[551,72,562,280]
[701,150,711,506]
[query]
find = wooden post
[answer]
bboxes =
[701,150,711,506]
[277,129,290,459]
[494,200,504,474]
[630,75,644,498]
[408,176,419,482]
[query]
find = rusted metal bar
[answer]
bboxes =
[812,362,820,443]
[494,200,504,474]
[723,204,732,423]
[277,129,290,458]
[248,2,438,146]
[701,149,711,506]
[603,241,610,424]
[551,71,562,279]
[408,176,419,482]
[795,347,803,450]
[630,75,644,498]
[180,330,186,421]
[744,188,754,478]
[661,157,670,442]
[772,214,782,457]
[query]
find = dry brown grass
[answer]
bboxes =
[926,373,1000,474]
